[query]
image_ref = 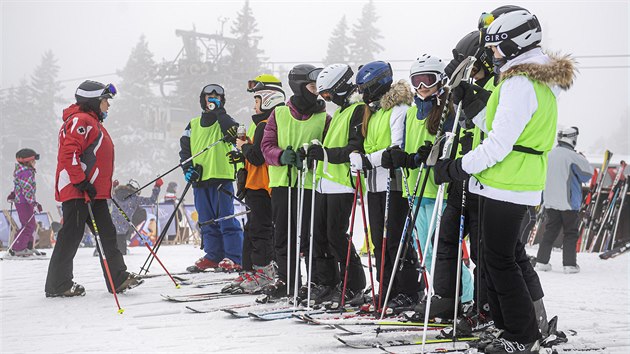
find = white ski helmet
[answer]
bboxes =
[254,88,286,111]
[484,10,542,59]
[557,126,579,148]
[316,63,354,99]
[409,54,447,90]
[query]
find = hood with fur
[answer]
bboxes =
[501,53,577,90]
[380,80,414,111]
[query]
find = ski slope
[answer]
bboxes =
[0,244,628,353]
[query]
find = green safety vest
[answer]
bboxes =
[473,75,557,191]
[316,102,364,188]
[247,122,256,140]
[364,107,393,154]
[403,106,443,199]
[189,117,234,181]
[268,106,326,189]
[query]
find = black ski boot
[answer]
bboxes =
[261,279,287,299]
[115,273,144,293]
[46,282,86,298]
[302,284,334,306]
[327,284,365,310]
[540,316,568,347]
[384,292,419,315]
[484,338,540,354]
[409,294,455,322]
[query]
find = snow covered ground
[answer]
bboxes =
[1,243,628,353]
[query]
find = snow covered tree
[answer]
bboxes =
[226,0,264,120]
[349,0,384,65]
[323,16,350,65]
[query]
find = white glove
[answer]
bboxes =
[349,152,364,172]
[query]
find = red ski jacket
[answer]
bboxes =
[55,104,114,202]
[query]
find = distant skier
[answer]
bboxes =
[535,127,594,274]
[8,148,44,257]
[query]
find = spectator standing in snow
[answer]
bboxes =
[536,127,594,274]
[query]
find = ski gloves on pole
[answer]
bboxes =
[223,125,239,145]
[349,152,373,173]
[226,150,245,165]
[452,82,491,129]
[280,146,304,170]
[6,191,15,203]
[381,142,433,170]
[433,158,469,185]
[74,180,97,200]
[184,166,202,183]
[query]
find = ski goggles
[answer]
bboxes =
[103,83,117,97]
[410,72,441,89]
[247,80,283,93]
[288,68,323,83]
[202,84,225,96]
[319,90,334,102]
[16,154,40,163]
[478,12,495,30]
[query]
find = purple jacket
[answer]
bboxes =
[261,99,331,166]
[13,163,36,205]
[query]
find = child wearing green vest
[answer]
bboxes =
[350,61,420,313]
[260,64,330,298]
[433,10,576,353]
[179,84,243,273]
[304,64,367,307]
[381,54,474,319]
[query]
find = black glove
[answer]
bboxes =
[235,168,247,200]
[459,131,474,156]
[34,202,43,213]
[433,158,469,185]
[226,150,245,164]
[184,165,202,183]
[280,147,297,166]
[452,82,491,121]
[223,125,239,144]
[74,180,97,200]
[414,141,433,166]
[382,146,415,169]
[307,144,325,161]
[296,147,307,170]
[7,191,15,203]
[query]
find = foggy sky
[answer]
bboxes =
[2,0,629,157]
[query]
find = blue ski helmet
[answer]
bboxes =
[356,61,393,103]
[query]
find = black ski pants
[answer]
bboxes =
[434,182,488,312]
[536,208,580,266]
[45,199,129,294]
[480,197,541,343]
[271,186,313,290]
[313,192,366,291]
[242,189,274,271]
[368,190,421,298]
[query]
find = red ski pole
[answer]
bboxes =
[357,171,377,309]
[110,198,180,289]
[85,194,124,314]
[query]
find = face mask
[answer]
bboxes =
[99,112,108,121]
[207,98,221,111]
[492,56,507,76]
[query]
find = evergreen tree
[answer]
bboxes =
[349,0,384,65]
[110,35,165,182]
[226,0,264,120]
[324,15,350,65]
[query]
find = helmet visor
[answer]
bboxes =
[478,12,495,29]
[319,90,333,102]
[202,84,225,96]
[410,73,440,90]
[289,68,323,83]
[104,83,117,97]
[247,80,265,92]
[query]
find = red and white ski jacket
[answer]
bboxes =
[55,104,114,202]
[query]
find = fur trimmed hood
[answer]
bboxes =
[502,53,577,90]
[348,91,363,105]
[380,80,414,111]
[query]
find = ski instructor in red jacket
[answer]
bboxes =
[45,80,143,297]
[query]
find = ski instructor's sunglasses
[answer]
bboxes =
[410,72,441,90]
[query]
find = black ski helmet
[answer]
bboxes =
[199,84,226,111]
[445,30,483,78]
[288,64,322,97]
[75,80,116,115]
[16,148,40,163]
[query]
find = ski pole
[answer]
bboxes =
[306,157,318,309]
[341,170,361,308]
[377,172,391,313]
[110,198,180,289]
[139,180,192,275]
[293,144,309,306]
[85,196,124,314]
[357,171,377,309]
[286,150,293,297]
[199,210,251,226]
[608,177,629,251]
[125,134,231,200]
[452,180,467,340]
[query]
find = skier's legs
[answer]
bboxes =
[45,199,87,294]
[313,191,337,287]
[560,210,580,266]
[536,208,562,264]
[246,189,274,268]
[194,186,224,263]
[89,200,128,291]
[13,202,36,251]
[387,191,419,296]
[368,191,389,295]
[216,183,243,265]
